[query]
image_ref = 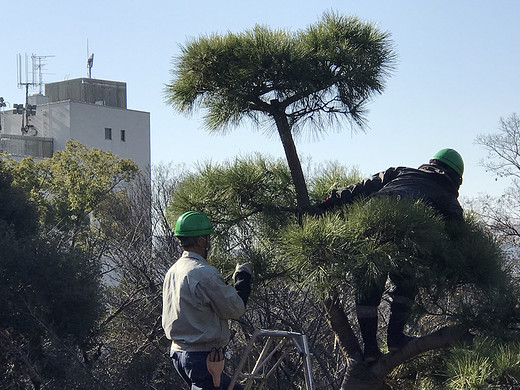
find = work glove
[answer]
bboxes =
[233,263,252,281]
[233,263,252,305]
[316,189,339,212]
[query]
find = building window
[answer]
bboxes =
[105,127,112,140]
[120,129,126,142]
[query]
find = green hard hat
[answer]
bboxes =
[174,211,215,237]
[433,148,464,177]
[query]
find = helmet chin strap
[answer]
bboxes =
[203,236,212,259]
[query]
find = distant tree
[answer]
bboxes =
[166,11,396,213]
[0,141,140,389]
[7,139,139,250]
[474,113,520,246]
[90,164,186,390]
[0,158,104,390]
[1,150,193,389]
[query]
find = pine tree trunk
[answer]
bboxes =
[271,108,311,214]
[340,363,391,390]
[323,294,362,359]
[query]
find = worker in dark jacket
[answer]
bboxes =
[317,148,464,362]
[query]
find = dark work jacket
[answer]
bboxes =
[319,164,463,220]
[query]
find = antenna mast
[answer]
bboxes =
[16,53,53,134]
[32,54,54,94]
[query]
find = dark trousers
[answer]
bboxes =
[172,351,244,390]
[355,268,417,346]
[356,269,417,308]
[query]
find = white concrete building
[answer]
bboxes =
[0,78,150,174]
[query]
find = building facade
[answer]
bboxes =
[0,78,150,173]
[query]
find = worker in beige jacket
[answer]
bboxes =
[162,211,251,390]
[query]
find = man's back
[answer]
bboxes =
[375,165,463,220]
[162,251,245,352]
[320,164,463,220]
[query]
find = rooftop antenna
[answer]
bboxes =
[17,53,53,94]
[87,39,94,78]
[17,53,52,134]
[31,54,54,94]
[17,53,33,89]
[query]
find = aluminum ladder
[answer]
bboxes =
[227,329,314,390]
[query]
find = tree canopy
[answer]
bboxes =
[0,141,142,389]
[5,140,139,248]
[166,11,396,212]
[0,156,104,389]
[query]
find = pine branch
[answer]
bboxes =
[371,325,473,379]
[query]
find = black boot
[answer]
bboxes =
[356,305,382,362]
[387,298,414,352]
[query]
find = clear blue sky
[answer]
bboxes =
[1,0,518,200]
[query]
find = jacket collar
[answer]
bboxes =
[182,250,208,264]
[418,163,461,194]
